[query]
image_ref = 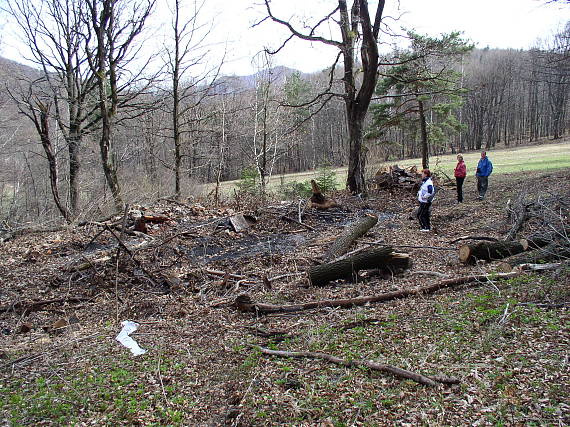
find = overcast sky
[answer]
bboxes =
[1,0,567,76]
[206,0,568,75]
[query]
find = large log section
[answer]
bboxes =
[459,241,526,264]
[309,247,410,286]
[323,214,378,261]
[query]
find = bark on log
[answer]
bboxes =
[324,214,378,261]
[496,243,570,272]
[309,247,410,286]
[234,272,520,315]
[459,241,526,264]
[254,346,459,386]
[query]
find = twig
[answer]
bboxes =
[408,270,450,279]
[498,303,511,325]
[157,357,169,407]
[205,269,245,280]
[268,272,304,282]
[281,215,315,231]
[363,241,456,251]
[448,236,499,244]
[516,301,570,309]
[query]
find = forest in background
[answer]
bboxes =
[0,0,568,225]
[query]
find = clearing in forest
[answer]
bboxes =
[1,167,569,426]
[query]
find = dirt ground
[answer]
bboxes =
[1,169,569,426]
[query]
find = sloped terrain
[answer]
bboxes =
[1,170,569,426]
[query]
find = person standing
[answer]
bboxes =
[417,169,435,231]
[476,151,493,200]
[454,154,466,203]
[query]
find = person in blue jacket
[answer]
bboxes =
[476,151,493,200]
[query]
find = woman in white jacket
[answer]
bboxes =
[417,169,435,231]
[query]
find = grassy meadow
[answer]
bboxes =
[208,139,570,194]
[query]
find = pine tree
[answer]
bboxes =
[369,31,473,168]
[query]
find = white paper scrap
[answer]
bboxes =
[116,320,147,356]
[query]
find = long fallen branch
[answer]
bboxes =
[235,272,521,315]
[253,346,459,386]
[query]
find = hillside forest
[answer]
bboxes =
[1,2,570,425]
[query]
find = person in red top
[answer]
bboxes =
[454,154,467,202]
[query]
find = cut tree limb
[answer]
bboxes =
[234,272,520,315]
[323,214,378,261]
[253,346,459,386]
[309,247,410,286]
[459,241,526,264]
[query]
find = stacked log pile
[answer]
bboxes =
[371,165,421,190]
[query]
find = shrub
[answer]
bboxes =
[315,163,339,193]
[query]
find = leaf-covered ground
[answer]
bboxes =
[1,169,569,426]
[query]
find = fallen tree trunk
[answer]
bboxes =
[309,247,410,286]
[459,240,526,264]
[254,346,459,386]
[235,272,520,314]
[324,214,378,261]
[496,243,570,272]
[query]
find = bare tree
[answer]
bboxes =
[8,82,71,221]
[162,0,221,200]
[261,0,386,194]
[84,0,156,211]
[5,0,101,219]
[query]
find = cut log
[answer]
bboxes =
[519,233,556,251]
[234,272,520,315]
[323,214,378,261]
[458,241,526,264]
[495,243,570,272]
[309,247,410,286]
[253,346,459,386]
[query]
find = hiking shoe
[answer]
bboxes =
[420,228,430,232]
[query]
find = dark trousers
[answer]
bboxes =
[417,201,431,230]
[456,177,465,202]
[477,176,489,198]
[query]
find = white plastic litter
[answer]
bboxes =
[116,320,147,356]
